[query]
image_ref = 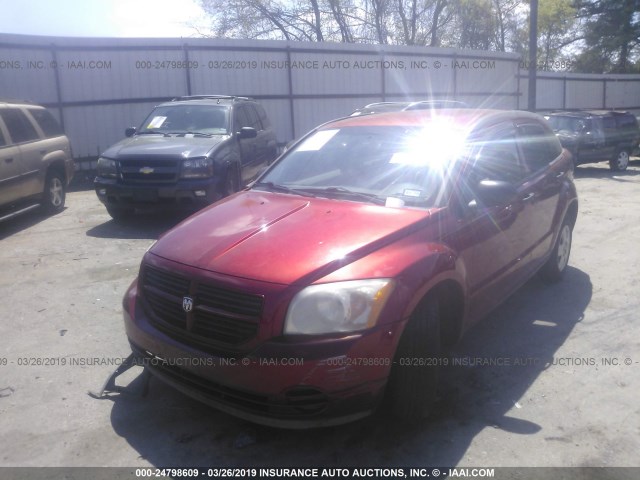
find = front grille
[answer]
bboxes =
[119,157,179,184]
[131,342,330,419]
[142,265,263,350]
[284,387,329,415]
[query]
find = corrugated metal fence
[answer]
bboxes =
[1,33,639,165]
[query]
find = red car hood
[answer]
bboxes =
[150,190,435,285]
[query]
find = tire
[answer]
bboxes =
[385,295,441,421]
[41,172,66,214]
[106,206,134,222]
[218,165,239,199]
[609,149,630,171]
[540,219,572,282]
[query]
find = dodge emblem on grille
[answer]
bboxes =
[139,167,154,174]
[182,296,193,312]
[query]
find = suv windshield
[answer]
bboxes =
[138,105,229,135]
[546,115,587,133]
[256,125,457,208]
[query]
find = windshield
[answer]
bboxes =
[256,126,460,209]
[546,116,587,133]
[138,105,229,135]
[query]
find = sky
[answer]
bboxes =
[0,0,208,38]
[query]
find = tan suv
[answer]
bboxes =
[0,100,74,221]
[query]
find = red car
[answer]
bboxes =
[122,109,578,428]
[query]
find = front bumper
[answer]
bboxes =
[94,176,222,211]
[123,280,400,428]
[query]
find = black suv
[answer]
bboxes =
[545,110,640,171]
[95,95,278,220]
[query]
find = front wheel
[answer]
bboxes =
[540,220,572,282]
[106,206,134,222]
[41,172,66,214]
[217,165,239,200]
[609,149,630,171]
[385,295,441,421]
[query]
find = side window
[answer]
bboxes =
[472,128,528,183]
[234,106,249,132]
[0,123,6,147]
[517,123,561,172]
[616,114,637,129]
[27,108,63,138]
[255,104,271,129]
[602,116,616,130]
[0,108,40,143]
[244,105,262,130]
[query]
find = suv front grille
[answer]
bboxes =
[119,158,179,184]
[142,265,263,350]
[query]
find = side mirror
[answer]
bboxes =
[125,127,137,137]
[283,139,296,153]
[238,127,257,139]
[473,179,517,207]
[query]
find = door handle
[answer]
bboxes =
[522,193,535,202]
[4,157,13,163]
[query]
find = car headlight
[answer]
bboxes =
[181,157,213,178]
[97,157,117,178]
[284,279,395,335]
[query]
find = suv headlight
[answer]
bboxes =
[284,279,395,335]
[181,157,213,178]
[97,157,117,178]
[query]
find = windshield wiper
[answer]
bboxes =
[253,182,317,198]
[166,131,215,137]
[137,130,169,135]
[300,186,386,205]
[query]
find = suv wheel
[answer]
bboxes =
[41,172,66,214]
[385,295,440,421]
[106,206,134,221]
[219,165,239,199]
[609,149,630,171]
[540,219,572,282]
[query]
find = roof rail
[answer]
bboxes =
[0,98,39,105]
[363,102,404,108]
[171,95,253,102]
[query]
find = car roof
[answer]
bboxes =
[326,109,544,132]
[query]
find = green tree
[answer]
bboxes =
[454,0,496,50]
[573,0,640,73]
[538,0,579,65]
[512,0,580,69]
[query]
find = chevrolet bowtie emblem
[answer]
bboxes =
[139,167,154,174]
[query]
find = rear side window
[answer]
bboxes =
[616,114,638,129]
[27,108,63,137]
[0,108,40,143]
[517,123,562,172]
